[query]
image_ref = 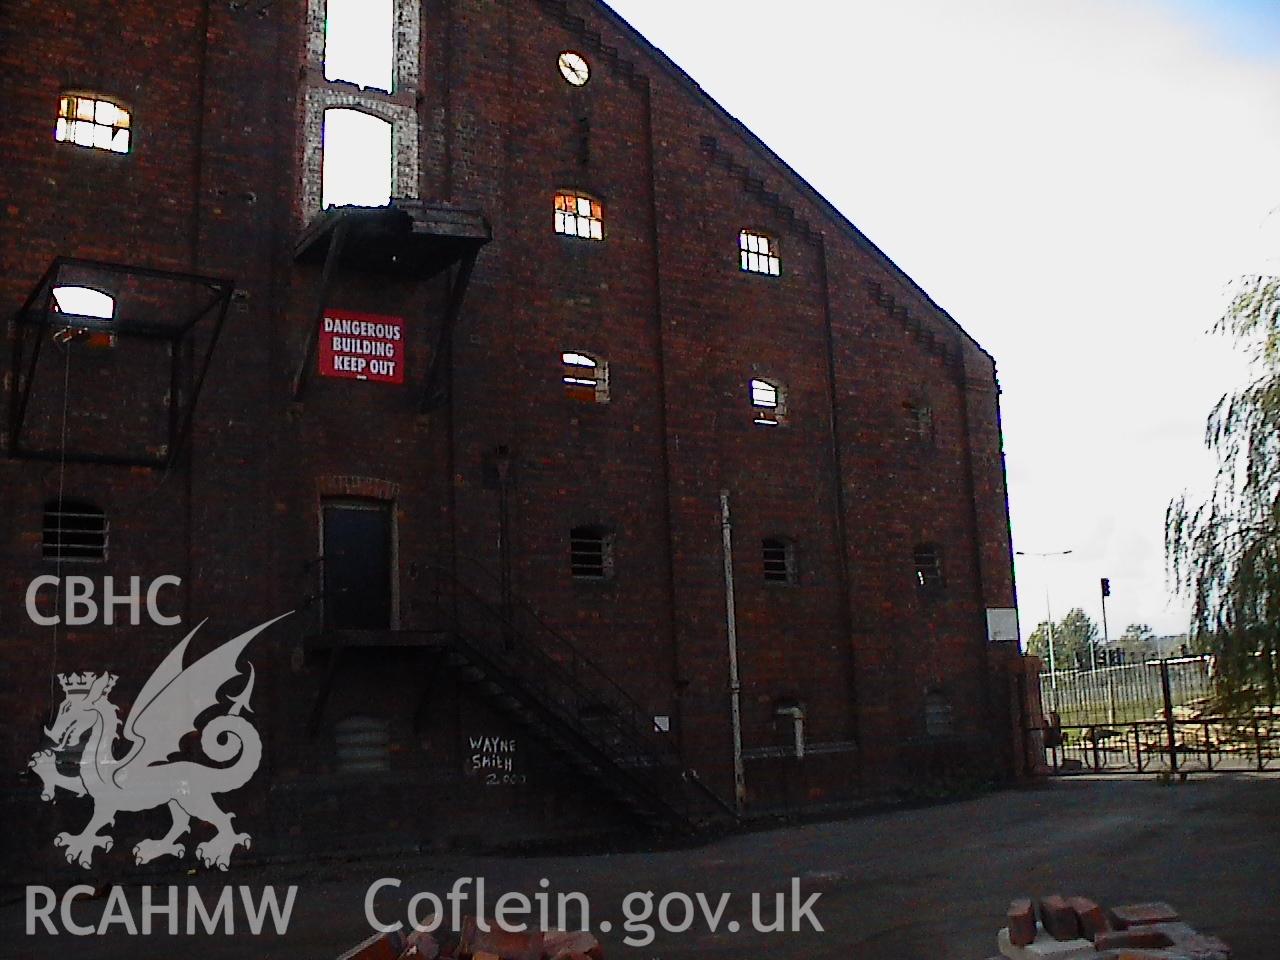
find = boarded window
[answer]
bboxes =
[322,109,392,208]
[56,94,130,153]
[42,499,108,562]
[324,0,394,91]
[740,230,780,276]
[762,537,796,585]
[334,715,391,775]
[914,543,944,590]
[562,352,609,403]
[751,378,786,426]
[570,526,613,580]
[925,691,954,737]
[555,191,603,240]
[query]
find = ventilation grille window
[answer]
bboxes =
[762,538,796,584]
[334,716,391,775]
[42,500,108,562]
[571,526,613,580]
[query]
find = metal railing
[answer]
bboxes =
[1039,715,1280,775]
[421,561,735,826]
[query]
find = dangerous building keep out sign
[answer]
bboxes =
[318,310,405,384]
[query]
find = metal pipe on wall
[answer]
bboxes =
[720,490,746,813]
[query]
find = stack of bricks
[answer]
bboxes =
[989,897,1230,959]
[336,918,604,960]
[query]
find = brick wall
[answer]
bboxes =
[0,0,1024,872]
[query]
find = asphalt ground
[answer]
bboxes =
[2,774,1276,959]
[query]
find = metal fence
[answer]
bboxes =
[1037,656,1280,775]
[1047,715,1280,775]
[1041,657,1213,727]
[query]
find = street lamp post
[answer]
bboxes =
[1016,549,1074,693]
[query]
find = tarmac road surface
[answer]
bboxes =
[2,774,1276,959]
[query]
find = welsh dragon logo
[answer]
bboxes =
[27,614,290,871]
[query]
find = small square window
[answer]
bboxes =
[571,526,614,580]
[739,230,780,276]
[555,191,603,241]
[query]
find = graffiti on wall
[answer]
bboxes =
[466,735,527,787]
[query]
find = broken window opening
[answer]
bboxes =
[322,108,392,208]
[751,377,785,426]
[42,498,109,563]
[762,537,797,585]
[52,286,114,320]
[906,402,935,444]
[555,191,603,241]
[324,0,395,91]
[571,526,614,580]
[914,544,945,590]
[56,94,130,154]
[562,351,609,403]
[51,286,117,348]
[740,230,780,276]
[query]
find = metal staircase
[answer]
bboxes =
[422,562,736,835]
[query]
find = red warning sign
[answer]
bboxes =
[318,310,405,384]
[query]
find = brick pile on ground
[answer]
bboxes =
[988,897,1230,959]
[336,918,604,960]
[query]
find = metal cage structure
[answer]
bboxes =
[7,257,232,469]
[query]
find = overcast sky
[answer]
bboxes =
[602,0,1280,642]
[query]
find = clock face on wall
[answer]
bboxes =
[558,51,590,86]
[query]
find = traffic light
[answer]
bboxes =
[1101,577,1111,598]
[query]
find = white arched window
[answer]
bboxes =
[322,109,392,208]
[324,0,394,91]
[52,287,115,320]
[56,94,131,154]
[562,351,609,403]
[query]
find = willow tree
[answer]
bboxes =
[1167,271,1280,711]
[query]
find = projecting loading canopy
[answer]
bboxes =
[7,258,232,468]
[291,200,492,410]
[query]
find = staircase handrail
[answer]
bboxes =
[422,562,682,764]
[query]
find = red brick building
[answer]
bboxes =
[1,0,1033,872]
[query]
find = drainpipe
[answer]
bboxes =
[720,490,747,813]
